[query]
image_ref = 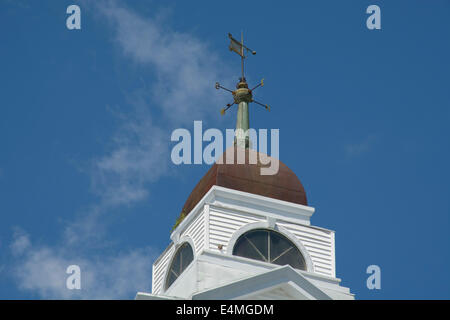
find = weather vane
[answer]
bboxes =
[215,32,270,115]
[215,32,270,148]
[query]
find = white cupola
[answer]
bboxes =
[136,147,354,300]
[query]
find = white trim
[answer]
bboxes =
[170,191,214,241]
[226,221,270,253]
[191,265,332,300]
[276,224,315,273]
[136,292,181,300]
[198,249,342,284]
[151,258,156,293]
[214,186,314,214]
[225,221,315,273]
[213,186,314,225]
[170,185,317,241]
[330,231,336,278]
[177,235,196,249]
[267,216,276,228]
[204,204,210,251]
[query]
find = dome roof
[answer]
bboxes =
[179,147,307,220]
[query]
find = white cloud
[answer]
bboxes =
[64,1,230,242]
[345,134,378,157]
[91,104,168,207]
[11,231,154,299]
[99,0,228,124]
[10,228,31,256]
[9,1,230,299]
[85,0,230,208]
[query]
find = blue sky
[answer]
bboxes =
[0,0,449,299]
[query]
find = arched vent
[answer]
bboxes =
[165,242,194,289]
[233,229,306,270]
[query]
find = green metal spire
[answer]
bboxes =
[234,80,251,148]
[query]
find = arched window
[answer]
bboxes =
[232,229,306,270]
[165,242,194,289]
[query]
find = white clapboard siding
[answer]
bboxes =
[209,208,260,252]
[152,210,205,294]
[208,207,335,278]
[181,210,205,254]
[277,221,335,277]
[152,244,174,294]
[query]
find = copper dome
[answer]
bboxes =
[179,147,307,220]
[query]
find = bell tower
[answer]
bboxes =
[136,33,354,300]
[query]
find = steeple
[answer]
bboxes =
[215,32,270,149]
[136,32,354,301]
